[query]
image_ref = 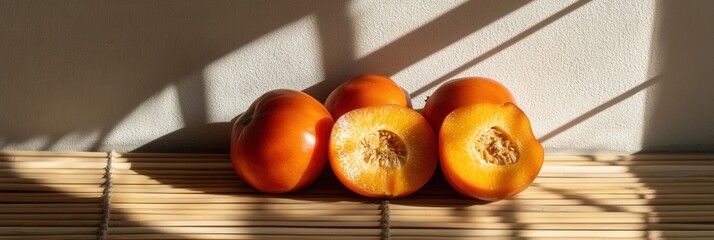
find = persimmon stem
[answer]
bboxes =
[240,115,253,126]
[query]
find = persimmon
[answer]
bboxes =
[324,74,410,120]
[440,103,543,201]
[422,77,515,133]
[231,89,333,193]
[329,105,437,198]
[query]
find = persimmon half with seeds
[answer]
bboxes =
[231,89,333,193]
[329,105,437,198]
[324,74,410,120]
[440,103,543,201]
[422,77,515,133]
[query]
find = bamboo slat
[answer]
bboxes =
[0,150,713,239]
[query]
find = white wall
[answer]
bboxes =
[1,0,713,154]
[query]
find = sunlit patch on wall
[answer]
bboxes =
[104,85,185,151]
[203,14,325,123]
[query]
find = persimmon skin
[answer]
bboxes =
[439,103,543,201]
[324,74,410,120]
[231,89,334,193]
[422,77,515,133]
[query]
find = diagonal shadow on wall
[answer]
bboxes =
[640,0,714,153]
[411,0,591,98]
[639,1,714,237]
[303,0,532,102]
[138,0,532,153]
[0,0,316,151]
[0,1,542,239]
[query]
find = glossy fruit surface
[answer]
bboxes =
[324,74,410,120]
[440,103,543,201]
[422,77,514,133]
[231,89,334,193]
[329,105,437,198]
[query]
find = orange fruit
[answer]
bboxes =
[422,77,514,133]
[231,89,333,193]
[440,103,543,201]
[324,74,410,120]
[329,104,437,198]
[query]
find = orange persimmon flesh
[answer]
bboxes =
[324,74,410,120]
[440,102,543,201]
[329,105,437,198]
[422,77,515,133]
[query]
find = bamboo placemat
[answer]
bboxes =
[1,151,714,239]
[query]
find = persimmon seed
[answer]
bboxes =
[475,127,519,165]
[360,130,407,168]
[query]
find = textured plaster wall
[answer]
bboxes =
[1,0,713,154]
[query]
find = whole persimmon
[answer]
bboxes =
[422,77,514,133]
[324,74,410,120]
[231,89,334,193]
[329,105,437,198]
[440,103,543,201]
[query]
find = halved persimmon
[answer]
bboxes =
[324,74,410,120]
[422,77,515,133]
[329,104,437,198]
[440,103,543,201]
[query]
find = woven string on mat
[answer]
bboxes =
[380,200,391,240]
[93,151,393,239]
[97,150,115,240]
